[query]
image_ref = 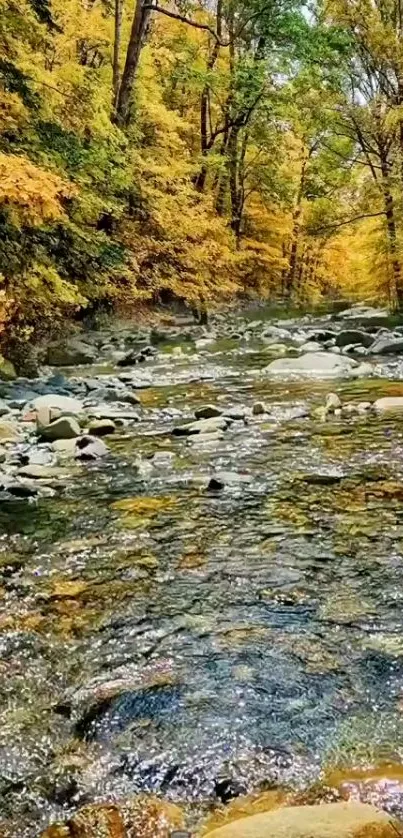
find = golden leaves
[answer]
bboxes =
[0,153,77,226]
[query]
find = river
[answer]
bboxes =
[3,307,403,835]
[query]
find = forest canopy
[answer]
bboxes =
[1,0,403,349]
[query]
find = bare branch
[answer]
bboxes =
[310,211,386,235]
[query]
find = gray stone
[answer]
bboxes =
[173,416,229,436]
[265,352,357,379]
[325,393,342,412]
[189,430,224,444]
[47,339,98,366]
[352,361,373,377]
[41,417,81,441]
[194,404,222,420]
[335,329,373,348]
[368,334,403,354]
[52,439,78,457]
[251,401,267,416]
[151,451,175,466]
[0,421,20,442]
[17,465,66,480]
[75,436,108,460]
[88,419,116,436]
[374,397,403,414]
[31,394,83,415]
[0,447,5,464]
[0,401,10,417]
[299,341,323,353]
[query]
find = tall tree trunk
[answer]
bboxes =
[112,0,124,116]
[380,151,402,308]
[115,0,151,126]
[194,0,222,192]
[285,157,307,298]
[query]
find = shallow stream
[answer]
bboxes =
[3,316,403,834]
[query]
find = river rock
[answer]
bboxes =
[32,395,83,415]
[40,795,185,838]
[265,352,357,378]
[325,393,342,412]
[88,419,116,436]
[17,465,66,480]
[42,417,81,441]
[173,416,229,436]
[117,346,157,367]
[207,471,250,491]
[299,341,323,353]
[374,397,403,414]
[52,438,78,457]
[334,329,373,348]
[204,802,403,838]
[0,357,16,381]
[75,436,108,460]
[195,404,222,420]
[368,334,403,354]
[334,304,390,325]
[251,401,267,416]
[47,339,98,366]
[0,421,20,442]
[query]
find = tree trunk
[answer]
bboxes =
[115,0,151,126]
[194,0,222,192]
[285,156,307,298]
[380,151,402,308]
[112,0,124,116]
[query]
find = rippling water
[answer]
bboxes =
[3,327,403,834]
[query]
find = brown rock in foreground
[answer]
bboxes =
[204,801,403,838]
[40,796,185,838]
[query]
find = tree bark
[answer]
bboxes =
[112,0,124,116]
[380,151,402,308]
[194,0,223,192]
[115,0,151,125]
[285,156,307,298]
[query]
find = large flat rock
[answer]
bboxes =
[204,802,403,838]
[265,352,357,378]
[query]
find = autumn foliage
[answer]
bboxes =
[0,0,402,348]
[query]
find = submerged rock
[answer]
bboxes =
[265,352,357,378]
[173,416,229,436]
[204,802,403,837]
[40,796,185,838]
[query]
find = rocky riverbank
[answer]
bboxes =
[4,302,403,836]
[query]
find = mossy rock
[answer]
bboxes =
[0,357,16,381]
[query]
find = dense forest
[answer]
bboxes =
[1,0,403,355]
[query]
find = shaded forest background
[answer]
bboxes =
[1,0,403,353]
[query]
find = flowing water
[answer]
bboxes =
[3,320,403,834]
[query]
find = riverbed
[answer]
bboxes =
[3,309,403,835]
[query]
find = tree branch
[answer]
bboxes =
[310,211,386,235]
[144,4,230,44]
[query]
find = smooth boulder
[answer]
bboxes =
[204,802,403,838]
[47,339,98,366]
[32,395,83,415]
[41,417,81,441]
[265,352,357,379]
[335,329,373,349]
[368,335,403,355]
[374,397,403,414]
